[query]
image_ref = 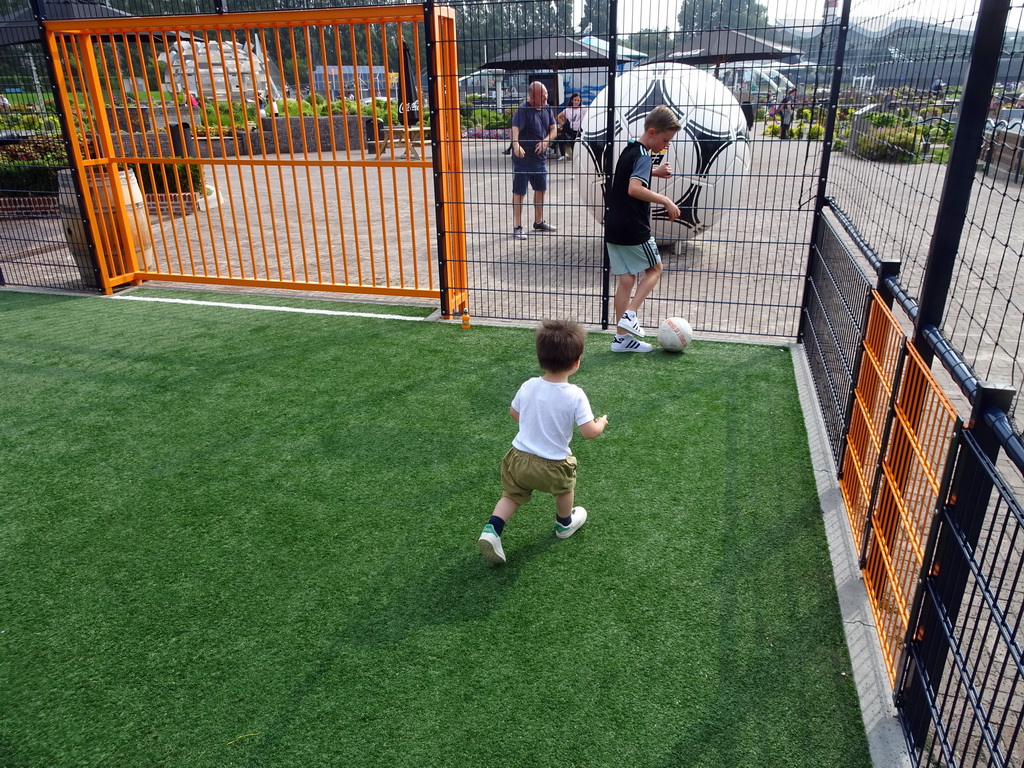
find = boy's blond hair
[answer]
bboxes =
[536,319,586,373]
[645,104,682,133]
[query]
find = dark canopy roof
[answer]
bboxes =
[482,35,641,71]
[648,27,801,66]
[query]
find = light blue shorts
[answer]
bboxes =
[606,237,661,276]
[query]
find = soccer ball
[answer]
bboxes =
[576,63,750,242]
[658,317,694,352]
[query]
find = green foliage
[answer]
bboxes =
[833,138,846,152]
[930,146,951,163]
[677,0,768,35]
[134,161,205,195]
[0,136,68,195]
[763,121,780,137]
[465,108,500,128]
[278,97,316,117]
[926,123,953,143]
[791,122,805,140]
[807,122,825,141]
[854,127,920,162]
[202,100,251,128]
[797,108,812,121]
[865,111,899,128]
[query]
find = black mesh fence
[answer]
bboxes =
[0,0,838,343]
[825,0,1024,431]
[0,42,97,291]
[437,0,834,339]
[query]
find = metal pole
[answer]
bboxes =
[912,0,1012,365]
[30,0,101,291]
[423,0,450,317]
[600,0,618,331]
[797,0,852,344]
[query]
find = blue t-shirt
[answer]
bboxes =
[512,102,555,167]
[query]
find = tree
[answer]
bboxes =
[676,0,770,36]
[580,0,611,37]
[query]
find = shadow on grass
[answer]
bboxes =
[341,536,560,646]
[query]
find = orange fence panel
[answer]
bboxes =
[839,292,961,686]
[840,293,906,546]
[44,6,465,308]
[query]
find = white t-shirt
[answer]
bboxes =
[511,377,595,460]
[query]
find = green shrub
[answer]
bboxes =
[798,108,812,121]
[202,100,250,128]
[807,122,825,140]
[791,122,805,140]
[278,98,315,117]
[0,136,68,195]
[763,122,780,137]
[833,138,846,152]
[484,111,510,130]
[756,107,766,121]
[866,111,899,128]
[134,161,205,195]
[854,127,919,162]
[465,108,499,128]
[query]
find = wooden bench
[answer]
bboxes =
[378,124,429,160]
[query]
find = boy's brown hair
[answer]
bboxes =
[645,104,682,133]
[536,319,586,373]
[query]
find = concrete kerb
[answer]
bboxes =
[790,342,913,768]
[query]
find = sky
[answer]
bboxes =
[572,0,990,33]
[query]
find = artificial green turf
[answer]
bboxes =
[0,290,870,768]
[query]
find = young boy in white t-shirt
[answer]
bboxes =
[478,319,608,565]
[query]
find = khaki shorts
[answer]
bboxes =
[500,447,577,505]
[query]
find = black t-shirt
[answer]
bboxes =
[605,140,654,246]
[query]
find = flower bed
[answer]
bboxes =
[462,128,511,140]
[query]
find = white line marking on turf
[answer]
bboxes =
[110,295,430,321]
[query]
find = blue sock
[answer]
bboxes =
[556,513,572,527]
[488,516,505,536]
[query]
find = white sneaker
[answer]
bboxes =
[478,524,506,564]
[555,507,588,539]
[513,226,526,241]
[617,310,646,337]
[611,335,653,353]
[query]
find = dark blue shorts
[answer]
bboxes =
[512,166,548,196]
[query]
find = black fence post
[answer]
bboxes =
[897,381,1015,751]
[875,259,900,310]
[29,0,101,291]
[423,0,450,318]
[599,0,618,332]
[798,0,852,344]
[911,0,1011,366]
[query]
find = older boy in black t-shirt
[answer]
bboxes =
[605,105,682,353]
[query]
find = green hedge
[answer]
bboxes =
[0,136,68,195]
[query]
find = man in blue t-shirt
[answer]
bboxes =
[510,82,559,240]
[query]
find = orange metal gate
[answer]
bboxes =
[44,5,466,313]
[839,292,962,685]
